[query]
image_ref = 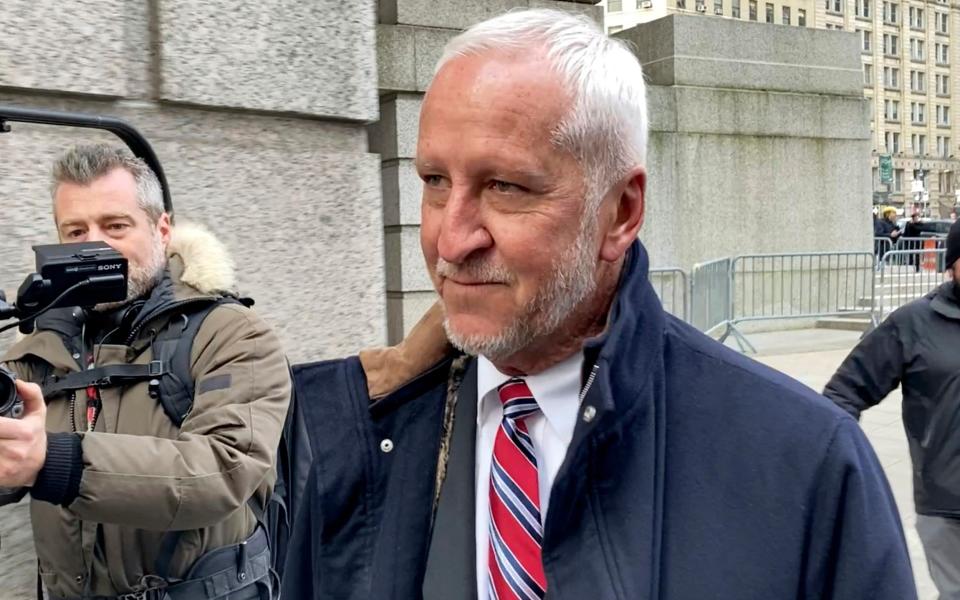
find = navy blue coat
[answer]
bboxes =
[285,241,916,599]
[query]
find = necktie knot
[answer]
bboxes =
[497,378,540,422]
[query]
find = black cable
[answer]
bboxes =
[0,279,94,336]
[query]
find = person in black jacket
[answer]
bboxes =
[825,218,960,600]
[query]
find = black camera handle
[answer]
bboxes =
[0,275,124,333]
[0,105,173,217]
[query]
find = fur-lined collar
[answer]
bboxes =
[168,222,237,296]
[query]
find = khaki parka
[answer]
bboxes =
[0,224,291,597]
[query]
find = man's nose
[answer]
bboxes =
[84,227,105,243]
[436,188,493,264]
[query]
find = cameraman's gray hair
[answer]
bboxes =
[50,144,165,224]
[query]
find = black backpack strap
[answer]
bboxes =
[150,299,237,428]
[42,362,166,397]
[153,297,243,579]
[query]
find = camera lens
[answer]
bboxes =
[0,368,20,418]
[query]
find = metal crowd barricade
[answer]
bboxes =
[721,252,876,353]
[876,248,946,319]
[895,236,947,253]
[649,267,689,322]
[874,236,893,261]
[690,258,732,337]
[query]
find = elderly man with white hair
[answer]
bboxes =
[283,9,916,599]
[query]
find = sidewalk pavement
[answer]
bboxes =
[732,329,937,600]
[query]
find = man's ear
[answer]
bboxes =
[599,166,645,263]
[157,213,172,248]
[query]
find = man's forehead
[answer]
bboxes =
[424,51,570,120]
[53,168,145,222]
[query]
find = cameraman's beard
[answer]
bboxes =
[93,236,167,312]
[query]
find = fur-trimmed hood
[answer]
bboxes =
[167,222,237,296]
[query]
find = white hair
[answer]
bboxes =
[435,8,648,207]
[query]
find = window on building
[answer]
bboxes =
[798,8,807,25]
[732,0,741,17]
[856,0,871,17]
[941,170,950,190]
[936,73,949,94]
[911,102,926,123]
[860,29,872,51]
[609,0,623,11]
[885,99,900,119]
[909,6,925,29]
[894,168,904,191]
[766,2,774,22]
[936,11,949,33]
[864,63,874,85]
[912,133,927,154]
[884,66,900,88]
[910,38,924,60]
[782,6,791,23]
[714,0,724,14]
[883,1,899,23]
[749,0,758,19]
[938,136,952,158]
[910,69,925,92]
[883,34,899,56]
[936,43,949,64]
[678,0,687,8]
[825,0,843,12]
[938,104,950,125]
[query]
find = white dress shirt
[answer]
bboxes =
[475,351,584,600]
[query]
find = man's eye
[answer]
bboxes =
[66,230,84,239]
[490,180,522,194]
[422,174,445,187]
[107,223,128,231]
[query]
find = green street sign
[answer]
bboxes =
[879,154,893,184]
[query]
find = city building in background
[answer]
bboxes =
[603,0,960,216]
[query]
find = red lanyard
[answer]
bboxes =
[84,353,101,432]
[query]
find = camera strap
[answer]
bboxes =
[42,361,167,398]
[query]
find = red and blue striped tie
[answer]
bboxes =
[488,378,547,600]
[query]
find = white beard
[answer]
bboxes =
[440,208,600,362]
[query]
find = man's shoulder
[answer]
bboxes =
[882,291,940,327]
[195,297,275,337]
[660,316,851,433]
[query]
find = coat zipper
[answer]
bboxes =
[579,363,600,403]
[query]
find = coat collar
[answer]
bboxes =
[579,240,666,419]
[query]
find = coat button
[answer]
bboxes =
[380,439,394,453]
[582,405,597,423]
[75,574,84,583]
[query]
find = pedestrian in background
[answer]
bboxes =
[825,219,960,600]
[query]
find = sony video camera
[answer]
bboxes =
[0,241,128,418]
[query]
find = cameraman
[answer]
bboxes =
[0,144,291,599]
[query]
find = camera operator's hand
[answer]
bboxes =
[0,381,47,487]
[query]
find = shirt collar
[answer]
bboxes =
[477,352,585,441]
